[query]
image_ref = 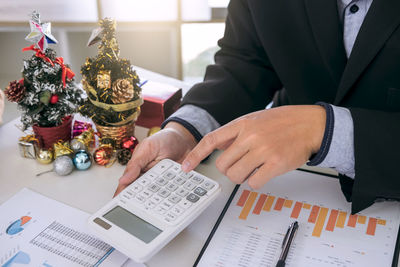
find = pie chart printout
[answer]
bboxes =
[6,216,32,236]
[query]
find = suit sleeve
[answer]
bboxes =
[346,108,400,213]
[181,0,282,125]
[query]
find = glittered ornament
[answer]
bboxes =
[53,155,74,176]
[73,150,92,170]
[50,94,59,104]
[94,145,114,166]
[97,70,111,89]
[37,148,54,164]
[117,148,132,165]
[76,129,95,148]
[70,138,87,152]
[121,136,139,152]
[99,137,116,149]
[147,127,161,137]
[54,140,73,158]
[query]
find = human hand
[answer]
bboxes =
[114,122,197,196]
[181,105,326,189]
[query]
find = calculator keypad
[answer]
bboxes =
[120,160,218,225]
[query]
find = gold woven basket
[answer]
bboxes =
[95,120,136,149]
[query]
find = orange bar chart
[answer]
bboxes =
[290,202,303,219]
[263,196,275,211]
[235,189,387,237]
[274,198,285,211]
[252,194,267,215]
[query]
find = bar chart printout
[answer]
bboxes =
[197,170,400,267]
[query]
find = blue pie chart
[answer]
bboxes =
[6,216,31,235]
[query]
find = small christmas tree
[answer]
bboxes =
[4,11,84,131]
[79,18,142,127]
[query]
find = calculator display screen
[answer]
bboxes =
[104,206,162,244]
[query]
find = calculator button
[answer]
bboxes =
[126,190,134,196]
[173,177,186,185]
[134,194,146,203]
[183,181,196,191]
[148,184,161,193]
[168,195,182,204]
[171,206,185,216]
[141,189,153,198]
[155,206,167,215]
[178,200,193,209]
[202,181,216,190]
[160,200,174,210]
[150,195,162,204]
[152,161,173,175]
[171,165,180,172]
[165,212,177,222]
[163,171,176,180]
[156,177,168,186]
[130,184,143,194]
[145,200,157,209]
[166,183,178,192]
[179,171,193,179]
[158,189,171,198]
[194,187,207,196]
[121,194,133,200]
[187,193,200,203]
[191,175,204,184]
[138,178,151,187]
[176,188,189,197]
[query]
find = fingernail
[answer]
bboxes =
[182,160,190,172]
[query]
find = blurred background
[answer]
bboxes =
[0,0,229,123]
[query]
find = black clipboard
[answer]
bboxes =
[194,169,400,267]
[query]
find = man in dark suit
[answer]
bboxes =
[115,0,400,213]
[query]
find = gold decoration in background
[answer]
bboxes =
[75,129,95,148]
[111,79,134,104]
[96,122,135,149]
[54,141,73,158]
[97,70,111,89]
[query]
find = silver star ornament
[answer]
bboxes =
[25,11,58,51]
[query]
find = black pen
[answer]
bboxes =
[276,221,299,267]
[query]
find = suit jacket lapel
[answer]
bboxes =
[334,0,400,104]
[304,0,347,88]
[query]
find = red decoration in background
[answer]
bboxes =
[50,94,59,104]
[121,136,139,152]
[22,45,75,88]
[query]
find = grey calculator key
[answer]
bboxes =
[166,183,178,192]
[171,206,184,216]
[183,181,196,191]
[152,161,172,175]
[134,194,146,203]
[130,184,143,193]
[163,171,176,180]
[165,212,177,222]
[138,178,151,187]
[186,193,200,203]
[148,183,161,193]
[171,165,181,172]
[176,188,189,197]
[178,200,192,209]
[144,172,157,181]
[145,200,157,209]
[179,171,193,179]
[155,206,167,215]
[173,177,186,185]
[191,175,204,184]
[193,187,207,196]
[202,181,215,190]
[168,195,182,204]
[141,189,153,198]
[156,177,168,186]
[158,189,171,198]
[160,200,174,210]
[151,195,162,204]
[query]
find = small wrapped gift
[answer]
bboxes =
[18,135,38,159]
[72,120,93,138]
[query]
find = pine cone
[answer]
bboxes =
[111,79,134,104]
[117,148,132,165]
[4,79,26,103]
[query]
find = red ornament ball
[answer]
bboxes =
[50,94,59,104]
[121,136,139,152]
[94,145,114,166]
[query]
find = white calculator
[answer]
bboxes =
[88,159,221,263]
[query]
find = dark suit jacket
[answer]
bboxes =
[181,0,400,213]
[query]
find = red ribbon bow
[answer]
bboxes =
[22,45,75,88]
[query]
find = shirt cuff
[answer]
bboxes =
[307,103,355,178]
[161,104,220,142]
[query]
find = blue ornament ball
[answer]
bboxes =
[73,150,92,170]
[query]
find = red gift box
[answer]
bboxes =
[136,80,182,128]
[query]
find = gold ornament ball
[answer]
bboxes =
[37,149,54,164]
[147,127,161,137]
